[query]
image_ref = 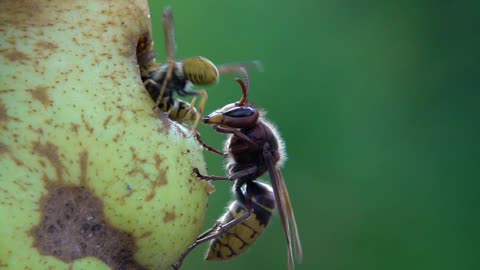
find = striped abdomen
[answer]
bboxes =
[205,181,275,261]
[157,97,197,123]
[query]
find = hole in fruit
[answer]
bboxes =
[136,32,156,74]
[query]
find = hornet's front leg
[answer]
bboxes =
[193,131,225,157]
[192,166,258,182]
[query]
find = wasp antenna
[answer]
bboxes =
[235,67,249,105]
[234,78,247,105]
[240,67,249,92]
[162,6,176,61]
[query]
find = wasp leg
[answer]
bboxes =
[143,78,159,93]
[184,96,198,133]
[184,100,197,124]
[153,60,175,109]
[172,197,254,270]
[192,166,257,181]
[213,125,259,150]
[194,131,225,156]
[186,89,207,138]
[188,96,197,111]
[143,78,156,87]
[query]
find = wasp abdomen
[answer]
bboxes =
[182,57,219,85]
[157,97,197,123]
[205,182,275,261]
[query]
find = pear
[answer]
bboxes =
[0,0,213,269]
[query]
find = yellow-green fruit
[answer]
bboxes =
[0,1,213,269]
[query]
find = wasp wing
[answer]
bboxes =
[264,149,303,270]
[282,172,303,261]
[217,60,264,75]
[162,6,176,61]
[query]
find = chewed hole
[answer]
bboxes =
[136,32,155,74]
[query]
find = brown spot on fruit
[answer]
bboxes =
[80,113,94,134]
[13,179,31,192]
[127,167,149,179]
[33,141,68,181]
[118,189,134,205]
[138,231,152,239]
[103,115,113,129]
[78,151,88,186]
[0,48,31,63]
[0,141,24,166]
[32,184,147,270]
[0,142,7,156]
[145,170,167,202]
[35,40,59,51]
[0,102,7,124]
[28,86,53,108]
[144,155,168,202]
[129,147,147,164]
[0,100,21,129]
[162,211,176,223]
[0,89,15,94]
[154,154,164,168]
[70,123,80,134]
[0,1,50,27]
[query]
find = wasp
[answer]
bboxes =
[143,6,261,134]
[173,70,303,270]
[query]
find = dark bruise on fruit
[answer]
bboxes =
[32,184,147,270]
[27,145,150,269]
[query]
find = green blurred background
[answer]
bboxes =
[149,1,479,270]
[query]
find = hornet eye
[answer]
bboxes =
[224,107,255,118]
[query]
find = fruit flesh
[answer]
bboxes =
[0,1,211,269]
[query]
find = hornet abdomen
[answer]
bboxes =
[206,181,275,260]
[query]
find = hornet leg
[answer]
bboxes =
[192,166,257,182]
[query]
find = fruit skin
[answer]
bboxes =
[0,1,212,269]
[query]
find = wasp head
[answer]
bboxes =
[204,102,259,129]
[204,67,258,128]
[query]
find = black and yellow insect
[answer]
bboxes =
[173,70,302,270]
[143,6,261,133]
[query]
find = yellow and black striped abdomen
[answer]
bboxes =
[157,97,197,123]
[205,181,275,261]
